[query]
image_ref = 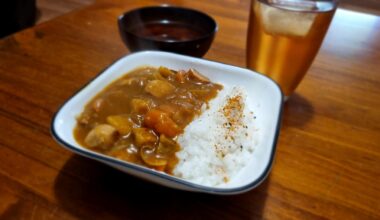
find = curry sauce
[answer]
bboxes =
[74,66,222,173]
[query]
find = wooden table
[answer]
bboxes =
[1,0,379,219]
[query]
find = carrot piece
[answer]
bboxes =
[144,109,182,138]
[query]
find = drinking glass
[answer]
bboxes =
[246,0,338,98]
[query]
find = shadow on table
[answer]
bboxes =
[54,154,270,219]
[282,93,314,128]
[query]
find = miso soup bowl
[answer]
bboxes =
[118,6,217,57]
[51,51,283,195]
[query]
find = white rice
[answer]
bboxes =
[173,86,257,186]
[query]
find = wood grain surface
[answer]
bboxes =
[0,0,379,219]
[36,0,95,24]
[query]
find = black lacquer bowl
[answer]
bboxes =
[118,6,218,57]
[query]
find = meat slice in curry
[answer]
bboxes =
[74,66,223,173]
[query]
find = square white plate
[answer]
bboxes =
[51,51,283,195]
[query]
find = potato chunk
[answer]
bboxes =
[132,127,158,146]
[106,115,132,136]
[84,124,117,149]
[145,80,175,98]
[158,66,175,78]
[130,98,152,114]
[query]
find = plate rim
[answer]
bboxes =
[50,51,284,195]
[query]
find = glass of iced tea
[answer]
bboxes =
[246,0,338,98]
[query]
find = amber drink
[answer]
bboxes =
[247,0,337,97]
